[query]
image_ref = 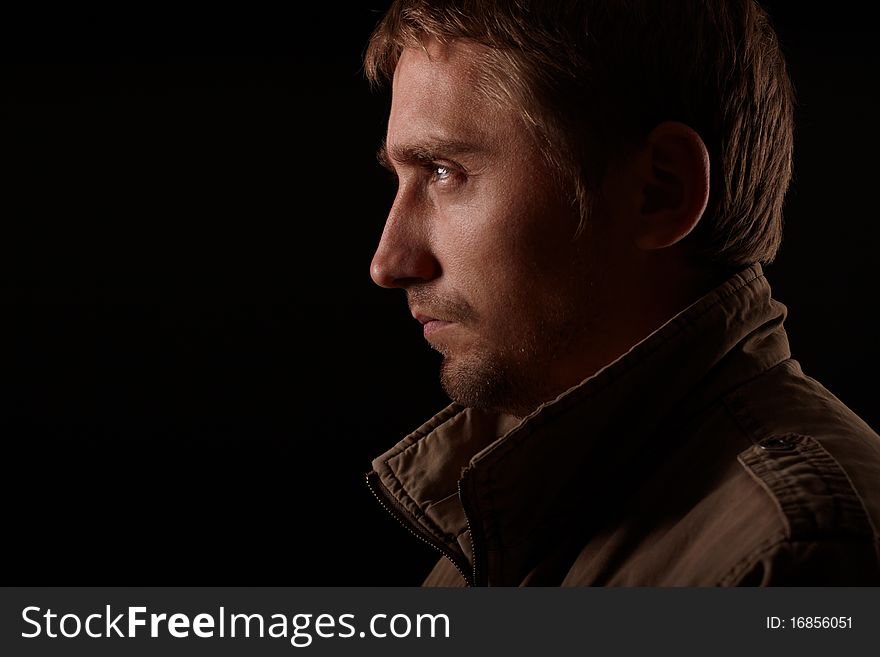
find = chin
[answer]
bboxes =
[439,349,541,417]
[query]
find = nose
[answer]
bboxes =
[370,197,441,289]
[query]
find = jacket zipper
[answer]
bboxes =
[457,470,487,587]
[365,471,474,587]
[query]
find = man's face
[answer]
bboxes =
[371,39,607,417]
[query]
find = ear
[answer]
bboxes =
[633,121,710,251]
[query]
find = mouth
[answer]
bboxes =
[413,312,455,339]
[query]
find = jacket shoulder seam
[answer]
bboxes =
[735,433,879,542]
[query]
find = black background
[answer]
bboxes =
[3,3,878,584]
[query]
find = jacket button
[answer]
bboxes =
[758,436,798,451]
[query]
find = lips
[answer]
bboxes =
[422,319,453,338]
[413,312,454,339]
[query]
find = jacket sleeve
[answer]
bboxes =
[732,538,880,586]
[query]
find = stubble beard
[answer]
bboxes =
[434,310,578,419]
[437,341,519,415]
[410,244,599,418]
[409,287,546,417]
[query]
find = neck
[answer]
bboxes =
[524,252,731,415]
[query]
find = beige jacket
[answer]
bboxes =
[367,265,880,585]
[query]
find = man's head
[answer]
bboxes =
[366,0,794,417]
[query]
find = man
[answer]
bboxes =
[363,0,880,585]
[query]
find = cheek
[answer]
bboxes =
[434,167,581,312]
[438,200,533,300]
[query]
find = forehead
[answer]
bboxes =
[388,39,516,151]
[392,38,484,96]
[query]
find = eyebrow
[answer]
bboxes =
[376,138,483,172]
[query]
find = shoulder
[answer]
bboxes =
[735,432,878,541]
[722,432,880,584]
[708,359,880,584]
[722,359,880,534]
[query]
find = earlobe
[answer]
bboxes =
[635,121,710,251]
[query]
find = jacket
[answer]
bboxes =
[366,264,880,585]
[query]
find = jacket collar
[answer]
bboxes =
[369,264,790,584]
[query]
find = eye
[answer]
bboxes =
[431,164,452,182]
[428,162,465,189]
